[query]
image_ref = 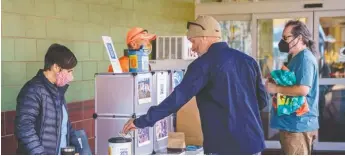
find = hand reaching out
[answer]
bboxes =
[122,118,137,134]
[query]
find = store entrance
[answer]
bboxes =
[198,0,345,151]
[252,11,345,151]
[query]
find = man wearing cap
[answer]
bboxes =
[108,27,156,72]
[123,16,268,155]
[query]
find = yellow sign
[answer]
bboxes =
[277,93,291,106]
[129,55,138,69]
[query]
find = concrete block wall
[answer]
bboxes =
[1,0,194,154]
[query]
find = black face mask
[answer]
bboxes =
[278,37,299,53]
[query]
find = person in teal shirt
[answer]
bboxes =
[265,20,319,155]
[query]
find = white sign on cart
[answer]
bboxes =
[102,36,122,73]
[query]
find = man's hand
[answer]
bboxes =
[265,80,278,94]
[122,118,137,134]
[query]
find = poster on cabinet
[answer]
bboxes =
[156,72,168,104]
[137,127,150,147]
[172,71,184,89]
[155,118,168,141]
[138,74,151,105]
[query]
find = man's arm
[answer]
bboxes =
[134,64,209,128]
[255,63,269,110]
[15,87,45,155]
[276,85,310,96]
[277,59,315,96]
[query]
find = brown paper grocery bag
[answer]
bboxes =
[167,132,186,149]
[176,97,203,146]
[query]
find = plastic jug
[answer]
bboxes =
[128,48,149,72]
[108,137,132,155]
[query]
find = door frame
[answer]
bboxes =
[251,12,314,149]
[195,0,345,17]
[314,10,345,85]
[313,10,345,151]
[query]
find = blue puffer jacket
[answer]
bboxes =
[15,70,81,155]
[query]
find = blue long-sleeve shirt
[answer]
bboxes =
[134,42,269,154]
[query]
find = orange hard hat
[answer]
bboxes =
[126,27,156,45]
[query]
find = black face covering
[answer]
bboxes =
[278,36,299,53]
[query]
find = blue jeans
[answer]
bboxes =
[73,130,92,155]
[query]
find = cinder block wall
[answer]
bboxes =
[1,0,194,154]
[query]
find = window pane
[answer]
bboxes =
[319,16,345,78]
[319,84,345,142]
[219,20,252,55]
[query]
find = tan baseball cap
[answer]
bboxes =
[186,15,221,39]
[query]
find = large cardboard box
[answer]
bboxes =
[176,97,203,146]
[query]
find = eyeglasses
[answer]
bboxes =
[282,35,293,41]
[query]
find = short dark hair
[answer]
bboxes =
[285,20,319,58]
[43,43,78,71]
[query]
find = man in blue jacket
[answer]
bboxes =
[123,15,269,155]
[15,44,81,155]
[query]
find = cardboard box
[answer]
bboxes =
[167,132,186,149]
[176,97,203,146]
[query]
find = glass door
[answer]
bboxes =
[313,10,345,151]
[251,12,314,149]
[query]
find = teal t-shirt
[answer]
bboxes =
[270,49,319,132]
